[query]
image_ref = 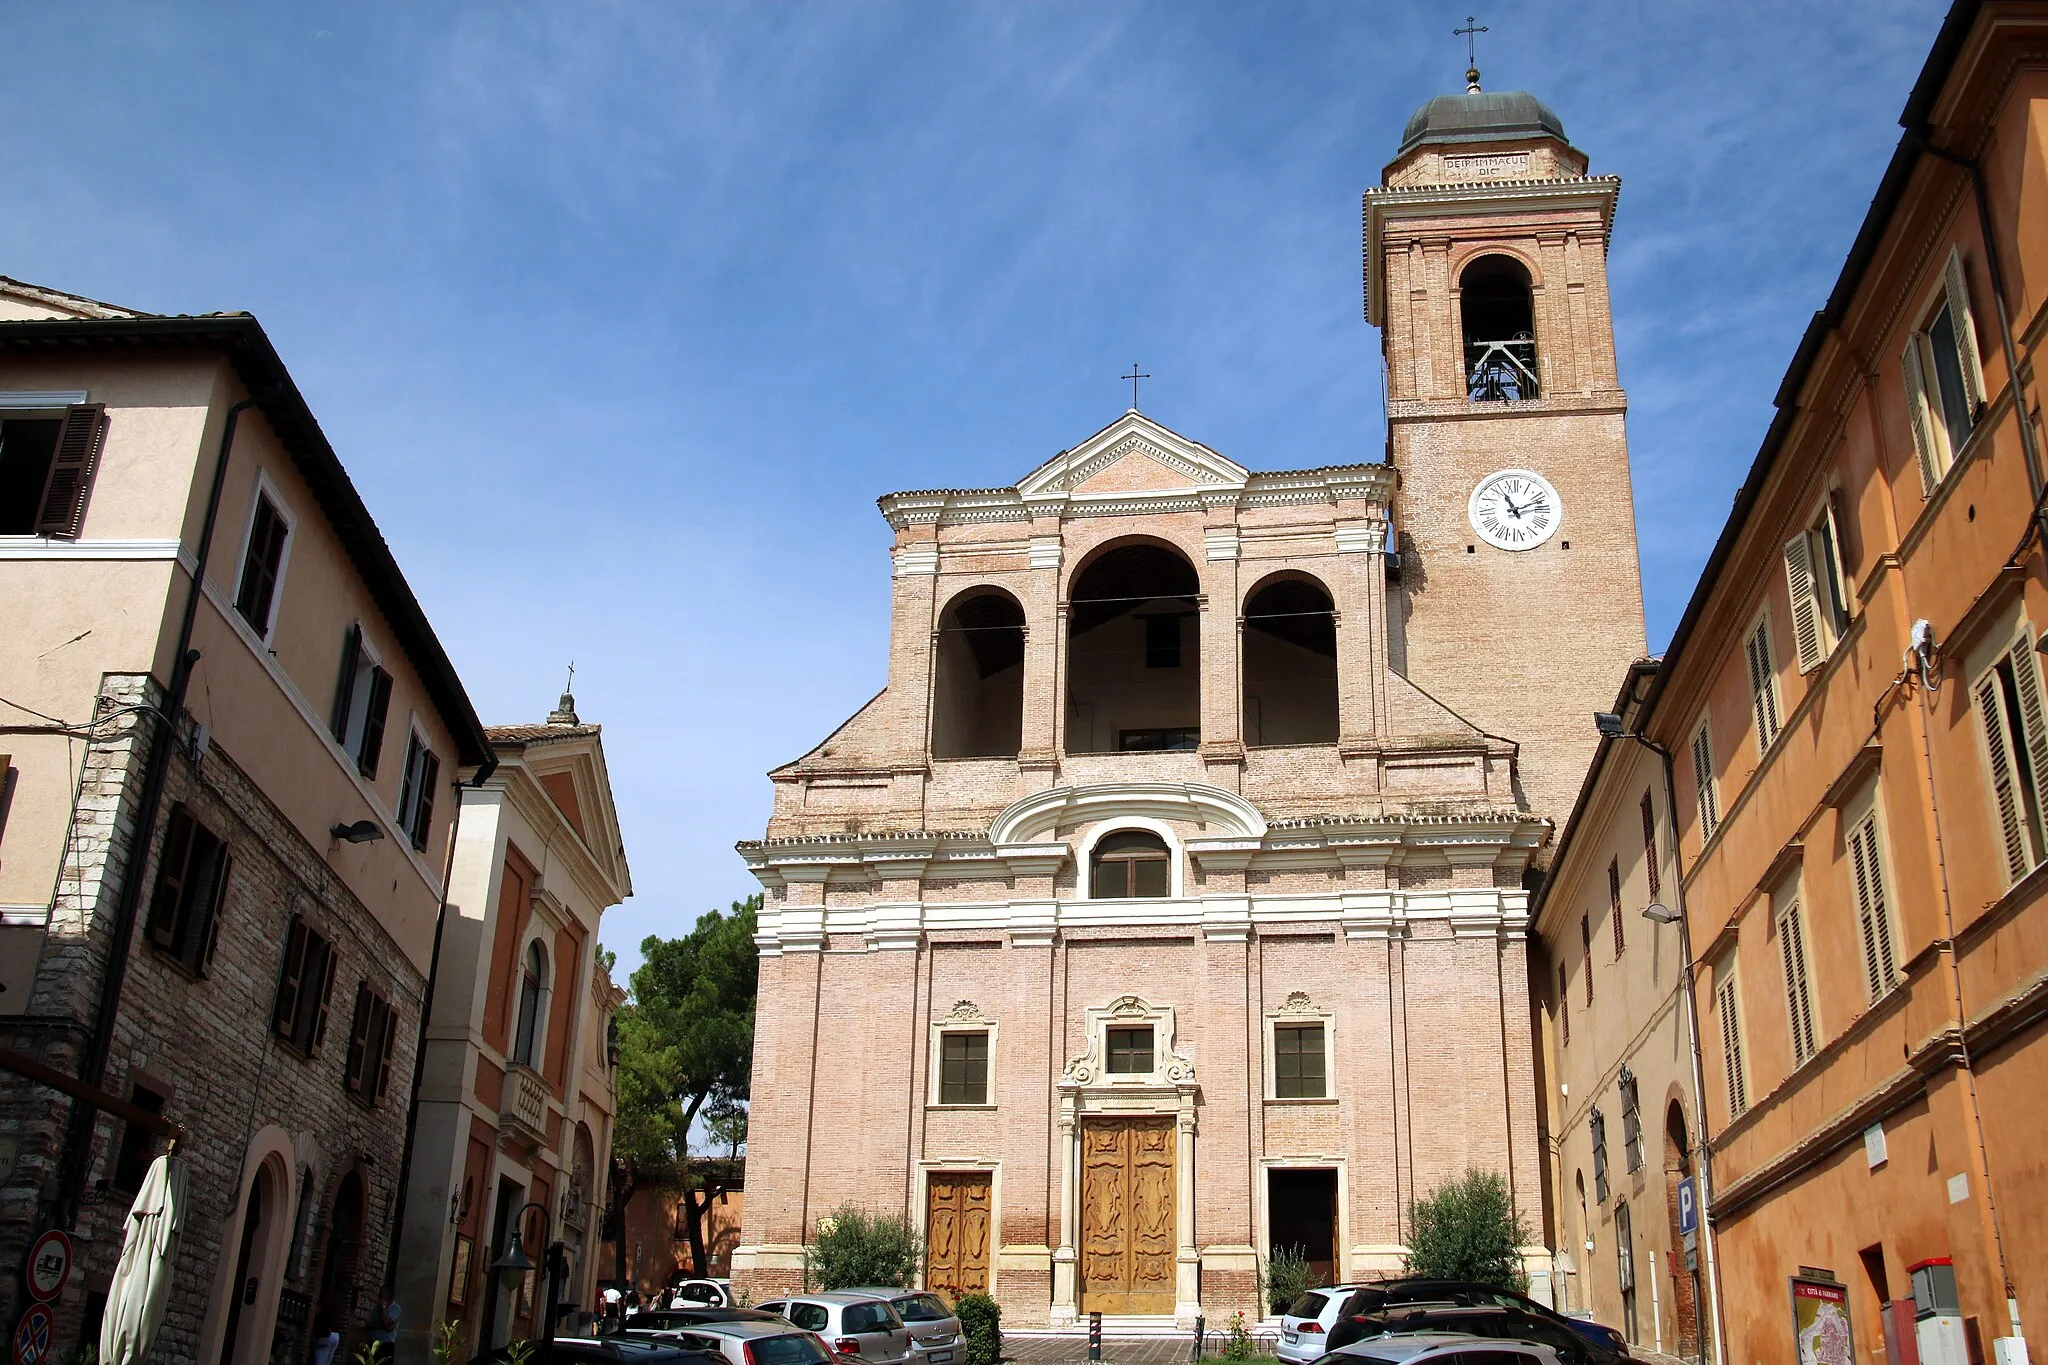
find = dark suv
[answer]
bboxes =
[1321,1283,1628,1360]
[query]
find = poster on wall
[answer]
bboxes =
[1791,1276,1854,1365]
[449,1235,472,1309]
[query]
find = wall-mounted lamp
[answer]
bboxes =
[1593,712,1626,738]
[1643,901,1681,924]
[330,820,384,844]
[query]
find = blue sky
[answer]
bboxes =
[1,1,1945,971]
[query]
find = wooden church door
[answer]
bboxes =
[1079,1117,1176,1314]
[925,1172,991,1300]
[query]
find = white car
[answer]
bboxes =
[1278,1285,1368,1364]
[669,1280,734,1308]
[1319,1333,1571,1364]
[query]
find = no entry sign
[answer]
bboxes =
[25,1231,70,1303]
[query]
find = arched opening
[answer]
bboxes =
[316,1171,366,1345]
[514,941,548,1068]
[1090,829,1173,899]
[1066,542,1200,753]
[1461,254,1539,401]
[1663,1101,1701,1358]
[217,1158,286,1365]
[932,589,1025,758]
[1242,576,1337,745]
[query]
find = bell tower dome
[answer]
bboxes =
[1366,79,1646,826]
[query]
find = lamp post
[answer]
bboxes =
[489,1202,569,1365]
[1594,711,1726,1365]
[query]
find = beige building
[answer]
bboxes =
[392,694,631,1361]
[733,74,1646,1327]
[1534,3,2048,1362]
[0,281,490,1364]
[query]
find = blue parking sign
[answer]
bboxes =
[1678,1177,1697,1236]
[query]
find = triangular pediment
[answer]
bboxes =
[1016,411,1249,498]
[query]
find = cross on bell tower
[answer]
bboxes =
[1455,16,1488,91]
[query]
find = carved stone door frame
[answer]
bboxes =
[1050,996,1200,1327]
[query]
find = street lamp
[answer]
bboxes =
[487,1202,570,1365]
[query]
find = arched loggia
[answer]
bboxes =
[1065,542,1200,753]
[1461,254,1539,401]
[932,588,1026,758]
[1242,574,1338,745]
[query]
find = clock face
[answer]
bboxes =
[1468,469,1563,552]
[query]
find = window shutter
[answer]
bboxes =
[2009,642,2048,852]
[1608,859,1624,957]
[397,735,421,830]
[1901,341,1941,494]
[1976,671,2031,883]
[1692,725,1719,838]
[330,626,362,741]
[1783,532,1824,672]
[275,918,309,1038]
[1717,975,1747,1115]
[1780,903,1816,1064]
[358,668,392,779]
[310,939,339,1055]
[411,750,439,851]
[146,810,195,949]
[1558,964,1570,1045]
[1849,816,1896,999]
[198,846,231,972]
[345,983,373,1093]
[1580,915,1594,1004]
[1641,793,1660,897]
[34,404,108,539]
[1823,491,1854,606]
[1746,621,1780,747]
[376,1002,400,1104]
[1944,246,1989,409]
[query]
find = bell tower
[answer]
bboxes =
[1366,75,1647,826]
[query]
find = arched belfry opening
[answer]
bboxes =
[932,588,1026,758]
[1065,542,1200,753]
[1242,575,1338,745]
[1460,254,1539,401]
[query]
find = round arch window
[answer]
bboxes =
[1091,830,1172,899]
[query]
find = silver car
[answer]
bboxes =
[757,1294,911,1365]
[638,1319,835,1365]
[841,1290,962,1365]
[1316,1332,1570,1364]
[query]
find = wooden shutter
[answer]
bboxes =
[34,404,107,539]
[2009,642,2048,850]
[1848,815,1896,1000]
[1746,620,1780,747]
[1608,859,1624,957]
[1717,973,1747,1115]
[1558,965,1570,1045]
[411,750,439,851]
[146,808,196,949]
[375,1001,400,1104]
[1901,340,1941,494]
[275,917,310,1038]
[309,937,338,1055]
[1784,531,1824,672]
[1691,724,1719,839]
[345,983,373,1094]
[1641,793,1660,897]
[1779,902,1816,1065]
[1580,915,1594,1004]
[1976,670,2031,883]
[197,845,231,972]
[397,735,421,831]
[1944,246,1988,409]
[358,668,392,778]
[330,626,362,741]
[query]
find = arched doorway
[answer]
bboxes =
[932,588,1026,758]
[1460,254,1539,401]
[1663,1101,1701,1359]
[217,1156,289,1365]
[317,1171,366,1345]
[1065,542,1200,754]
[1241,574,1337,745]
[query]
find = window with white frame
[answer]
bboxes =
[1715,957,1748,1118]
[1844,789,1900,1001]
[1784,491,1853,672]
[329,623,394,778]
[1972,629,2048,885]
[1901,246,1988,491]
[0,401,107,538]
[1267,995,1334,1100]
[1776,882,1818,1067]
[938,1030,990,1104]
[1691,721,1721,842]
[513,940,548,1068]
[233,482,294,640]
[396,728,440,853]
[1746,614,1782,751]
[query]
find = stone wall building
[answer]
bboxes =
[0,284,490,1364]
[732,73,1647,1327]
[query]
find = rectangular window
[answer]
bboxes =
[273,916,339,1057]
[1778,896,1818,1066]
[1117,727,1199,752]
[1273,1022,1327,1099]
[1106,1026,1154,1075]
[1785,495,1853,673]
[1746,616,1782,751]
[1691,722,1721,842]
[1847,811,1899,1000]
[1716,965,1748,1117]
[329,624,394,779]
[234,492,292,638]
[1558,964,1570,1046]
[1608,858,1625,958]
[938,1031,989,1105]
[1590,1107,1609,1203]
[144,805,231,975]
[344,982,400,1105]
[1620,1071,1643,1173]
[110,1083,166,1194]
[0,405,107,538]
[1641,793,1660,898]
[1580,915,1594,1004]
[1143,614,1182,669]
[1974,637,2048,884]
[397,731,440,852]
[1902,248,1986,490]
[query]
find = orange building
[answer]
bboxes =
[1535,3,2048,1362]
[605,1176,746,1297]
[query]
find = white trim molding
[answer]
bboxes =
[0,537,188,562]
[1264,991,1337,1102]
[928,999,999,1108]
[1075,814,1187,901]
[0,390,89,410]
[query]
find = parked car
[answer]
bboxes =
[627,1319,838,1365]
[1322,1282,1627,1357]
[1324,1305,1627,1365]
[756,1294,912,1365]
[1315,1333,1573,1364]
[840,1290,963,1365]
[474,1337,719,1365]
[1278,1285,1369,1364]
[668,1278,735,1307]
[619,1310,786,1334]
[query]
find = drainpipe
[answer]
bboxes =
[54,394,259,1227]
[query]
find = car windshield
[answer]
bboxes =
[843,1304,904,1333]
[1288,1292,1330,1318]
[893,1296,951,1323]
[747,1337,831,1365]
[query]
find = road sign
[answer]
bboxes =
[1677,1177,1697,1236]
[12,1304,53,1365]
[24,1230,69,1303]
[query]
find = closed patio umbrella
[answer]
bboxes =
[100,1152,187,1365]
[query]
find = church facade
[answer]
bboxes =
[732,81,1646,1326]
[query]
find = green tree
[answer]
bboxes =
[1403,1167,1531,1291]
[606,896,760,1283]
[804,1205,922,1291]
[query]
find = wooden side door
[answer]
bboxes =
[1078,1118,1176,1314]
[926,1172,992,1300]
